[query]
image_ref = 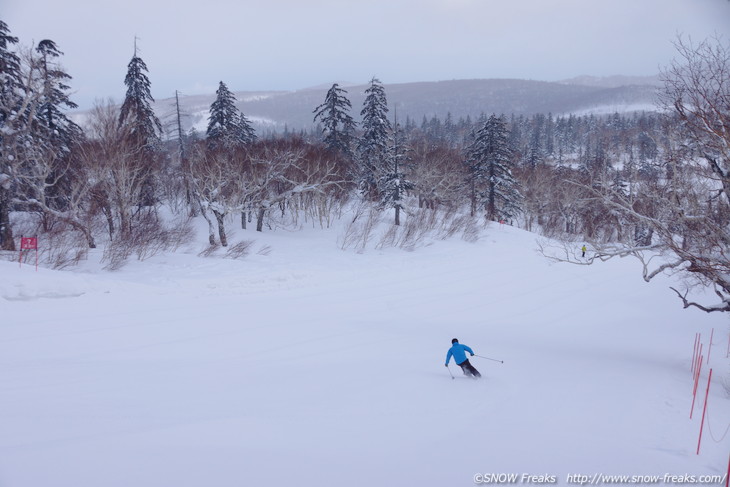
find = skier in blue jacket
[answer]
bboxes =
[445,338,481,378]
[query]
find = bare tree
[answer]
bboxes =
[187,138,350,245]
[188,142,244,246]
[409,137,465,210]
[661,35,730,200]
[10,142,97,248]
[246,139,348,232]
[0,38,40,250]
[1,47,92,247]
[85,100,149,240]
[543,36,730,313]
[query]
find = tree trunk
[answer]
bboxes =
[256,207,266,232]
[212,209,227,247]
[75,223,96,249]
[199,204,216,245]
[59,215,97,249]
[488,171,496,221]
[469,181,476,217]
[186,184,198,217]
[119,206,131,239]
[0,186,15,251]
[102,203,115,240]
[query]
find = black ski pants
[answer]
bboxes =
[458,359,481,378]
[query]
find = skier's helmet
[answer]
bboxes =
[451,338,459,344]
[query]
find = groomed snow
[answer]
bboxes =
[1,218,728,486]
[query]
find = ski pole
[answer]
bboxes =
[474,354,503,364]
[446,364,455,379]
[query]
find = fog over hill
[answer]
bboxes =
[109,76,662,136]
[557,74,662,89]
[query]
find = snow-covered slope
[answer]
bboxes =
[1,221,727,486]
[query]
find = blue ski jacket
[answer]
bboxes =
[446,343,474,366]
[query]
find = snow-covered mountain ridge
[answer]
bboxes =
[71,76,661,135]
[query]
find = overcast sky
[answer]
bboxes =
[5,0,730,109]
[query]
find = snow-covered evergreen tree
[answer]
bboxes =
[380,116,413,225]
[313,83,356,158]
[30,39,82,213]
[206,81,256,148]
[119,49,162,151]
[236,110,257,146]
[119,46,162,208]
[33,40,81,155]
[357,77,391,199]
[465,114,521,221]
[0,21,20,133]
[206,82,237,142]
[0,20,23,250]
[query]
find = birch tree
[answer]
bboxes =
[543,36,730,313]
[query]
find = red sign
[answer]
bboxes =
[21,237,38,250]
[18,236,38,270]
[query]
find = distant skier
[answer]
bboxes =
[445,338,481,378]
[581,245,587,258]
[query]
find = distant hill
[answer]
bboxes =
[558,74,662,89]
[88,76,662,136]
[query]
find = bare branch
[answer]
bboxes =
[670,286,730,313]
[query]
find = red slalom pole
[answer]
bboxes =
[692,333,699,375]
[696,368,712,455]
[694,345,703,394]
[707,328,714,364]
[725,452,729,487]
[693,347,703,396]
[690,354,702,419]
